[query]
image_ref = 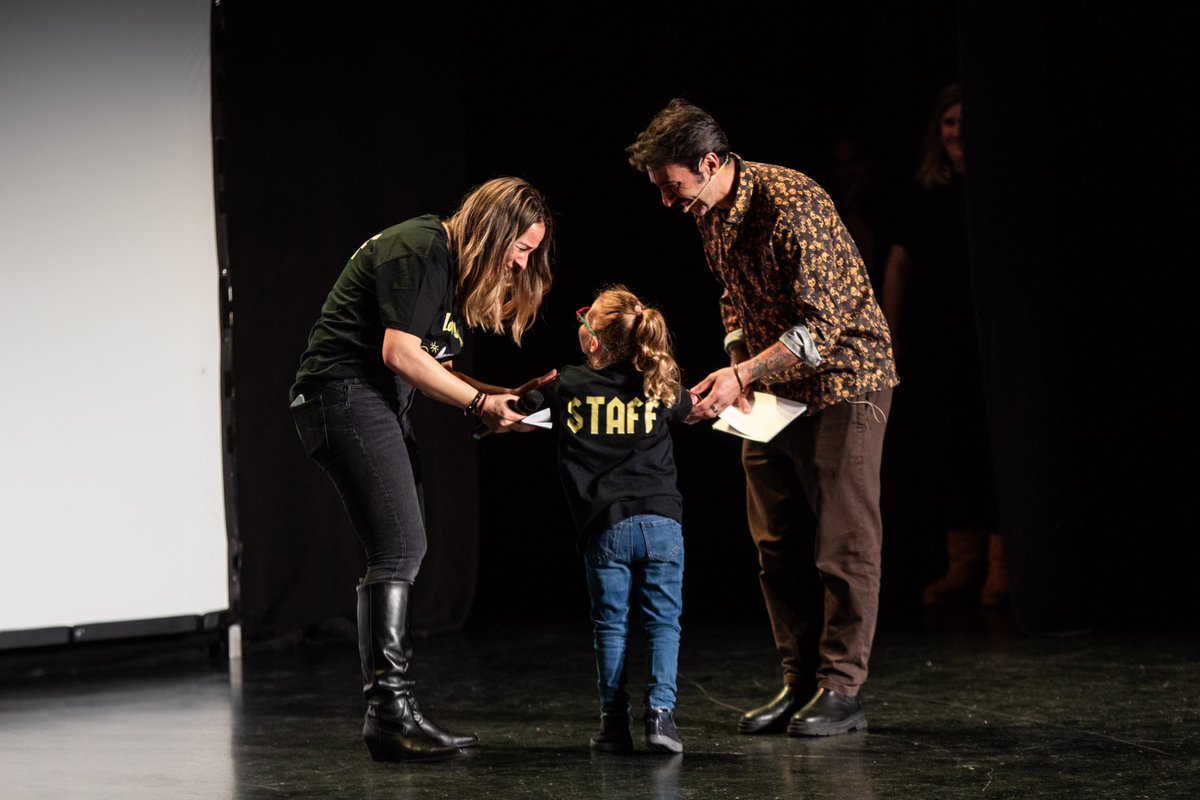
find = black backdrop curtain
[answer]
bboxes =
[215,3,475,640]
[958,5,1193,633]
[217,1,1194,644]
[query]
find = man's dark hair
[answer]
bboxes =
[626,98,731,176]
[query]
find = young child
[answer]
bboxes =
[545,285,693,754]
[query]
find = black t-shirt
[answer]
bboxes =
[546,364,692,552]
[291,215,465,397]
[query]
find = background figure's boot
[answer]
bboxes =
[921,530,987,606]
[980,533,1010,607]
[358,581,463,762]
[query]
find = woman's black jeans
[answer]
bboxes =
[290,377,427,584]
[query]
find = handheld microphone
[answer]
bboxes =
[471,389,544,440]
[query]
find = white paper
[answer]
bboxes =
[712,392,806,442]
[522,407,553,429]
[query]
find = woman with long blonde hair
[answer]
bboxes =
[289,177,555,763]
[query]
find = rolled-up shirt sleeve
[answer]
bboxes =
[779,324,821,367]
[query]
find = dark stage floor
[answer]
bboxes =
[2,609,1196,799]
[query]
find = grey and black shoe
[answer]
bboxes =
[644,707,683,754]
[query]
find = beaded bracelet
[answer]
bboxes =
[465,390,487,417]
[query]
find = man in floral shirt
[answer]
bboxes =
[627,99,898,737]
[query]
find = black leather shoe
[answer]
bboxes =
[410,697,479,748]
[786,688,867,737]
[590,714,633,753]
[738,685,808,735]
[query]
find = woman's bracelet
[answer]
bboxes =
[465,390,487,417]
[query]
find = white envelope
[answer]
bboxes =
[712,391,806,443]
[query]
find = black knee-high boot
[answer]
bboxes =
[388,583,480,749]
[358,581,467,762]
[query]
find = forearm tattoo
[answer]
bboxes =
[745,343,799,382]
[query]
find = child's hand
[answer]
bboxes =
[512,369,558,396]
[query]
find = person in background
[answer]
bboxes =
[880,83,1007,609]
[289,177,557,762]
[545,286,692,754]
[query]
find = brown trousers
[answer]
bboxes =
[742,389,891,696]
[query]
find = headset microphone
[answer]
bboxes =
[682,157,726,214]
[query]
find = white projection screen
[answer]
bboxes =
[0,1,228,634]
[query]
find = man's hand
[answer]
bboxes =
[684,366,750,423]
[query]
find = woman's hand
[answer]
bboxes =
[478,370,554,434]
[478,392,536,434]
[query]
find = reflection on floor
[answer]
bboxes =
[2,608,1197,800]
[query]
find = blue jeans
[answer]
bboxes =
[289,377,427,584]
[583,514,684,715]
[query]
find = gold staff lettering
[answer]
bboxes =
[565,396,659,435]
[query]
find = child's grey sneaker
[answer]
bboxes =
[644,707,683,753]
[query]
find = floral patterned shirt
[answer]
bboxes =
[697,155,898,411]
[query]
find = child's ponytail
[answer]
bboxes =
[630,307,681,407]
[588,286,682,407]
